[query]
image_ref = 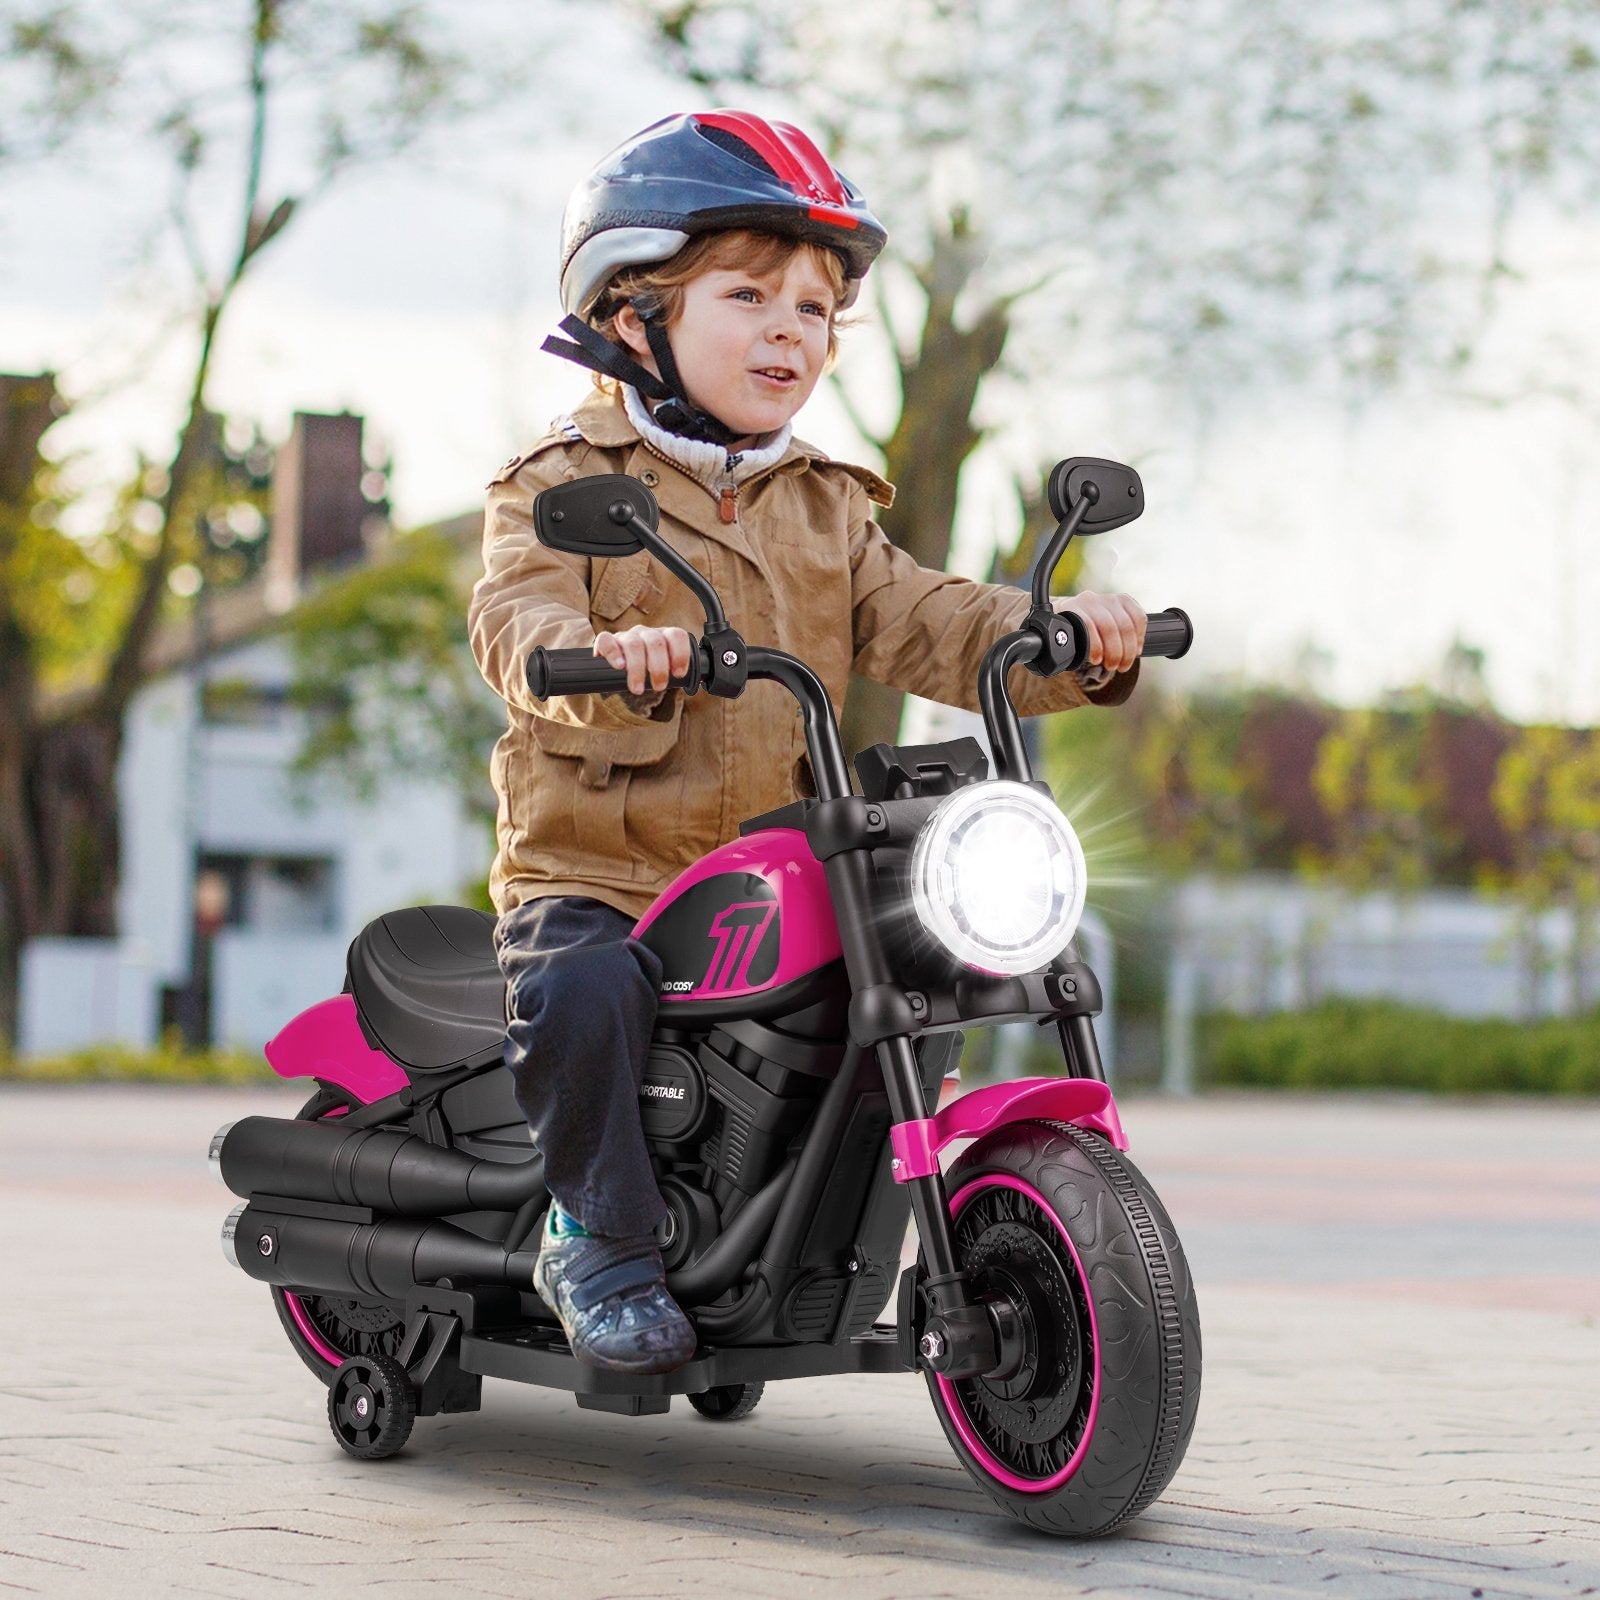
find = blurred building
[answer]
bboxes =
[1168,876,1595,1021]
[18,413,491,1056]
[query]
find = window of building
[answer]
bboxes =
[195,852,338,933]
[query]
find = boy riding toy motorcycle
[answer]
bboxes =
[211,109,1201,1538]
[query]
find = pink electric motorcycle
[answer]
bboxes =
[212,456,1199,1537]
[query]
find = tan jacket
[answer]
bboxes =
[469,387,1137,921]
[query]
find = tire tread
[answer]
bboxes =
[926,1119,1201,1536]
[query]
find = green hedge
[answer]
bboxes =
[0,1040,276,1084]
[1202,1000,1600,1095]
[7,1003,1596,1095]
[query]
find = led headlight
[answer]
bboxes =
[909,781,1087,976]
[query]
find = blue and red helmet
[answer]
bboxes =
[559,109,888,318]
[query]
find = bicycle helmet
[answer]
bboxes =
[543,109,887,445]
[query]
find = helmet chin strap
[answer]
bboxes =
[541,312,741,448]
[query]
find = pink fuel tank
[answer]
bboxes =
[633,828,843,1008]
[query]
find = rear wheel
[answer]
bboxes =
[270,1087,406,1385]
[922,1120,1201,1537]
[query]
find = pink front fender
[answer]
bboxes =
[263,994,410,1104]
[889,1076,1128,1182]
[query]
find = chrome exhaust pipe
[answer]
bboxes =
[221,1201,247,1269]
[209,1123,235,1186]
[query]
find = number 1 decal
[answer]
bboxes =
[701,901,778,993]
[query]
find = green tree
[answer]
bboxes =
[1130,694,1261,877]
[285,522,503,853]
[1491,723,1600,1016]
[1309,704,1438,895]
[0,5,114,161]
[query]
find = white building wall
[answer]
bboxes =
[117,673,196,983]
[20,634,493,1057]
[337,769,484,933]
[18,938,161,1055]
[211,931,351,1052]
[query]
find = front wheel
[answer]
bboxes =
[921,1120,1201,1537]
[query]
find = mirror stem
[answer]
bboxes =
[609,502,728,632]
[1029,487,1097,612]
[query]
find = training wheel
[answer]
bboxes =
[327,1352,416,1460]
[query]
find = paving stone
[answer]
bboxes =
[2,1084,1598,1599]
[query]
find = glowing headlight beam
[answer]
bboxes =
[910,782,1087,976]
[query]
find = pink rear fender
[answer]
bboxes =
[890,1076,1128,1183]
[263,994,410,1104]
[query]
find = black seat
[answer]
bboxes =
[346,905,506,1072]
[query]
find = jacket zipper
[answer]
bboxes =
[634,434,793,527]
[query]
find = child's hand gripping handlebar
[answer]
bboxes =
[527,629,762,701]
[527,640,703,700]
[1014,603,1195,680]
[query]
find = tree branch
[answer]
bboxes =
[825,369,887,457]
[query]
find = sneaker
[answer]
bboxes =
[532,1207,697,1375]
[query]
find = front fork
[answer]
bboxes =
[823,845,1114,1380]
[879,1016,1117,1381]
[878,1034,1000,1380]
[878,1034,1005,1379]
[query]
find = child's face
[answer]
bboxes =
[619,251,836,449]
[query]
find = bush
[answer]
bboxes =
[0,1039,276,1084]
[1201,1000,1600,1095]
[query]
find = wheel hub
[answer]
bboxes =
[336,1373,381,1431]
[326,1352,416,1460]
[323,1296,404,1335]
[947,1187,1093,1468]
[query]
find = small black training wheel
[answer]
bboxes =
[327,1352,416,1460]
[687,1381,764,1421]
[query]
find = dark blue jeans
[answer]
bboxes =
[495,895,667,1237]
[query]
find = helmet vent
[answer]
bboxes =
[695,122,779,178]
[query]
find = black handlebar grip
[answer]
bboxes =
[1141,607,1193,660]
[526,646,630,699]
[527,643,705,700]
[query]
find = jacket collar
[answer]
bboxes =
[620,384,793,490]
[566,385,893,507]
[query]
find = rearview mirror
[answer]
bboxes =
[533,474,660,557]
[1046,457,1144,534]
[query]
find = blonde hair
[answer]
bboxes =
[589,229,850,369]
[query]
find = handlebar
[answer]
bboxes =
[528,606,1193,704]
[528,639,852,800]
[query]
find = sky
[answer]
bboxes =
[5,3,1600,726]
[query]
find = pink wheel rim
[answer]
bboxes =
[934,1173,1102,1494]
[280,1092,360,1369]
[283,1290,345,1367]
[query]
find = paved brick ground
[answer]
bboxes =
[2,1084,1597,1598]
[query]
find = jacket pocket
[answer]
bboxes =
[531,695,682,788]
[590,554,666,622]
[530,698,685,882]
